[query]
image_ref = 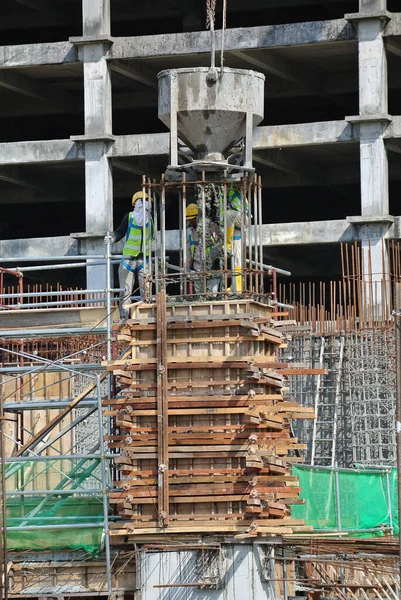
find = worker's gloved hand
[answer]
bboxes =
[104,233,115,245]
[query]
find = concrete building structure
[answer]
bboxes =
[2,2,401,597]
[1,0,401,302]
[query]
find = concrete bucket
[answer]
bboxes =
[158,67,265,166]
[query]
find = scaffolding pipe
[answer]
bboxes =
[386,470,394,535]
[0,289,122,299]
[4,400,97,411]
[5,488,106,496]
[0,327,107,339]
[1,256,123,262]
[246,259,291,277]
[0,379,8,600]
[96,374,112,593]
[334,463,342,531]
[394,283,401,580]
[11,298,119,309]
[14,260,120,273]
[0,364,104,374]
[6,523,104,531]
[4,454,117,462]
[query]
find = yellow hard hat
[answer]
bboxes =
[186,203,198,219]
[132,191,149,206]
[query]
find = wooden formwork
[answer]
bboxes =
[104,297,316,538]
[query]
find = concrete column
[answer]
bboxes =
[138,544,275,600]
[70,0,114,290]
[346,3,391,318]
[360,121,389,217]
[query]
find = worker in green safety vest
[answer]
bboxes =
[106,191,153,319]
[222,184,249,293]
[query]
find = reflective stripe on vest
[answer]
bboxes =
[221,186,249,216]
[123,212,152,258]
[188,228,196,258]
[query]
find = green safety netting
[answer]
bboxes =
[292,465,399,536]
[6,496,104,553]
[4,458,105,553]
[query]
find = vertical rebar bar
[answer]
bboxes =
[95,375,112,593]
[105,235,112,364]
[247,181,253,293]
[161,174,166,287]
[142,176,147,300]
[178,186,184,297]
[394,283,401,577]
[201,171,207,295]
[147,178,153,293]
[258,175,263,294]
[154,180,159,295]
[253,175,259,295]
[386,470,394,535]
[223,176,228,294]
[334,464,342,532]
[0,382,8,600]
[241,178,247,294]
[182,175,187,296]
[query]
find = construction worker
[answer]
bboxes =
[224,184,248,292]
[185,203,202,294]
[106,191,153,319]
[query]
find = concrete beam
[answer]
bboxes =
[253,120,358,149]
[384,13,401,37]
[0,236,79,261]
[386,115,401,138]
[110,133,170,158]
[0,140,84,165]
[0,42,78,69]
[110,20,355,61]
[110,60,158,89]
[0,120,362,167]
[3,219,401,261]
[0,19,357,69]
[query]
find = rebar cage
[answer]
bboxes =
[137,172,281,302]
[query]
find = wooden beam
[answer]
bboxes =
[156,290,169,525]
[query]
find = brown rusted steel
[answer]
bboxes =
[156,289,169,527]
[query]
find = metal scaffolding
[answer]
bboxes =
[0,248,117,597]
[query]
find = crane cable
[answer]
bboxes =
[206,0,228,79]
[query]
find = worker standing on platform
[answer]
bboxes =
[106,191,153,319]
[225,184,249,293]
[185,203,202,294]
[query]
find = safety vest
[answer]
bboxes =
[123,211,153,258]
[228,186,242,211]
[188,227,197,257]
[187,225,216,258]
[222,186,249,240]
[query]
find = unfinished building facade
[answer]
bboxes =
[1,0,401,598]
